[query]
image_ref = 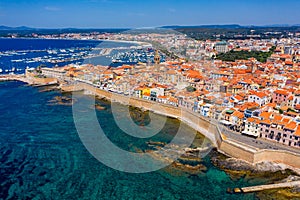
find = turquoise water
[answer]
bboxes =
[0,81,261,199]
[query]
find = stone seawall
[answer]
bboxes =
[254,150,300,168]
[63,83,300,169]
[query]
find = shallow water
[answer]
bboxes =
[0,81,270,199]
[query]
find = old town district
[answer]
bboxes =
[34,46,300,149]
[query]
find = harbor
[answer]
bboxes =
[0,38,156,75]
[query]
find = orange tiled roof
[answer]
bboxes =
[274,89,289,96]
[232,110,244,119]
[260,119,271,125]
[295,126,300,137]
[234,95,244,101]
[158,95,167,99]
[260,111,272,119]
[273,114,283,122]
[285,121,297,130]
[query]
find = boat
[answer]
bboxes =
[0,68,2,73]
[11,59,23,62]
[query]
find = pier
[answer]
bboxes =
[0,74,58,86]
[232,181,300,193]
[0,74,28,82]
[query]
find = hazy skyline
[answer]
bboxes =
[0,0,299,28]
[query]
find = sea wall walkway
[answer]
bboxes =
[61,82,300,170]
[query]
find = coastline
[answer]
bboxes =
[61,82,300,173]
[0,37,150,46]
[2,75,300,174]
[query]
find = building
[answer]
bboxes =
[242,117,260,137]
[42,67,66,79]
[215,41,228,53]
[293,90,300,109]
[248,91,269,106]
[272,89,290,105]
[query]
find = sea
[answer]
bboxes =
[0,39,282,199]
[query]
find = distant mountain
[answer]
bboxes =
[160,24,300,29]
[0,26,130,32]
[0,26,36,30]
[1,24,300,31]
[160,24,243,29]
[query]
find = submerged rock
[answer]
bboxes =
[48,95,74,106]
[210,150,298,182]
[95,104,106,110]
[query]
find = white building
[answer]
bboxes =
[248,92,269,106]
[242,117,260,137]
[42,67,66,79]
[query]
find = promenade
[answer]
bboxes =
[61,81,300,170]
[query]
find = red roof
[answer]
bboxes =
[274,89,289,96]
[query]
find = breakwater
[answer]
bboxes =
[234,180,300,193]
[61,82,300,170]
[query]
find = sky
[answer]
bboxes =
[0,0,299,28]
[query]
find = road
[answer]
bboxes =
[218,123,300,154]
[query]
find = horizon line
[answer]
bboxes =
[1,23,300,30]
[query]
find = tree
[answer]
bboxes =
[186,86,196,92]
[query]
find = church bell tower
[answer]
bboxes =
[154,50,160,64]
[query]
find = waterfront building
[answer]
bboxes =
[42,67,66,79]
[242,117,260,137]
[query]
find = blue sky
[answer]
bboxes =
[0,0,299,28]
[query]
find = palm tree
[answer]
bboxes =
[36,64,46,74]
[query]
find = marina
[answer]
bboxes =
[0,38,157,74]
